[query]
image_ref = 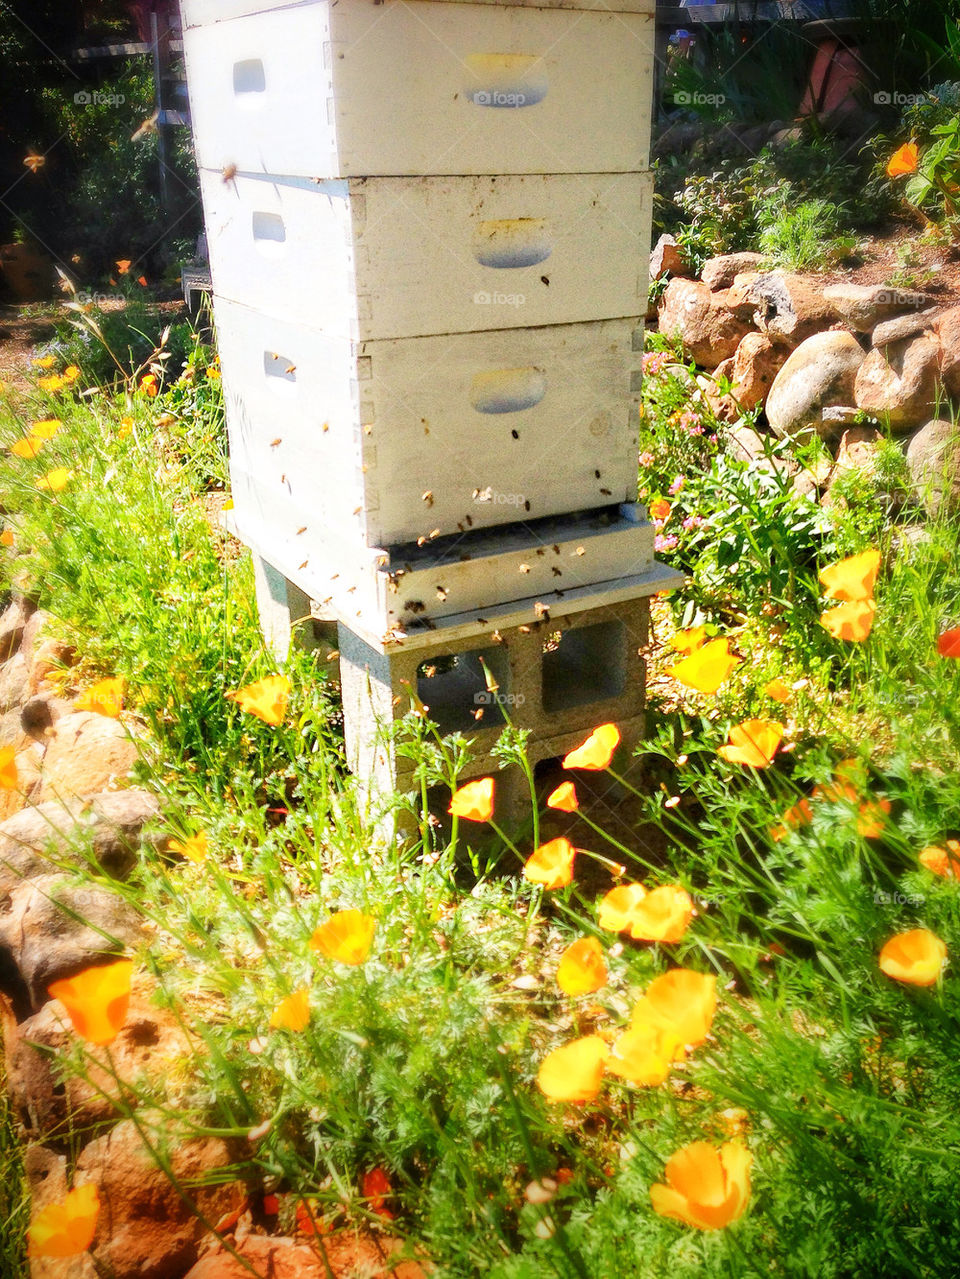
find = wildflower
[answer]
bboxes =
[639,450,655,467]
[48,959,133,1044]
[625,885,695,944]
[269,988,311,1031]
[668,476,685,495]
[27,1183,100,1258]
[655,534,679,552]
[116,259,132,274]
[309,910,376,965]
[668,637,740,696]
[63,365,80,384]
[650,1141,752,1230]
[0,529,12,547]
[607,1023,682,1086]
[770,797,813,841]
[523,837,577,889]
[206,366,222,381]
[887,141,919,177]
[937,627,960,658]
[30,418,61,440]
[118,416,134,440]
[598,882,647,932]
[37,375,66,392]
[75,677,124,718]
[36,467,72,492]
[449,776,494,822]
[632,969,718,1048]
[819,549,880,602]
[878,928,946,986]
[717,720,783,768]
[557,937,607,996]
[919,840,960,878]
[764,678,790,703]
[140,373,159,396]
[11,436,43,458]
[563,723,620,770]
[226,674,290,725]
[33,355,55,370]
[642,351,668,376]
[168,831,208,864]
[537,1035,608,1102]
[362,1167,394,1219]
[682,514,705,531]
[670,626,707,654]
[649,497,671,524]
[295,1199,326,1236]
[546,781,578,812]
[857,798,891,838]
[0,745,18,791]
[821,598,876,642]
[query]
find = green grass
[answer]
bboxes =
[2,322,960,1277]
[0,1049,27,1277]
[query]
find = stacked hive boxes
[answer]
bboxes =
[181,0,681,807]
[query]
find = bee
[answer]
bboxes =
[297,526,307,535]
[552,567,562,577]
[421,490,434,506]
[270,438,282,447]
[285,365,296,375]
[518,564,530,574]
[534,602,550,620]
[222,163,238,183]
[298,560,308,569]
[436,586,448,601]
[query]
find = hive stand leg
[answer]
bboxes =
[252,553,320,662]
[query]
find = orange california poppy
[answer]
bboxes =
[449,777,495,822]
[523,837,577,889]
[919,840,960,878]
[598,882,647,932]
[557,937,607,996]
[30,418,61,440]
[819,549,881,602]
[362,1167,394,1219]
[667,638,741,696]
[140,373,159,397]
[269,988,311,1031]
[36,467,72,492]
[48,959,133,1044]
[0,745,18,791]
[887,141,919,177]
[606,1022,682,1086]
[295,1198,326,1236]
[27,1182,100,1258]
[770,797,813,841]
[563,723,620,770]
[75,677,124,718]
[37,374,66,393]
[717,720,783,768]
[764,678,791,704]
[168,831,209,864]
[632,969,718,1049]
[0,529,12,547]
[820,599,876,642]
[650,1140,752,1230]
[878,929,946,986]
[116,259,132,274]
[226,675,290,726]
[33,355,55,370]
[536,1035,608,1102]
[23,153,46,173]
[649,498,671,522]
[547,781,579,812]
[11,436,44,458]
[670,626,707,655]
[856,798,891,838]
[118,416,134,441]
[309,910,376,965]
[937,628,960,658]
[63,366,80,383]
[626,885,695,944]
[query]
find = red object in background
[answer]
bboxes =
[799,33,869,119]
[937,628,960,658]
[124,0,180,40]
[362,1168,395,1219]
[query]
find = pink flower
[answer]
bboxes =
[643,352,669,377]
[669,477,685,496]
[678,411,703,436]
[639,451,655,468]
[709,434,719,445]
[655,534,679,552]
[682,515,704,531]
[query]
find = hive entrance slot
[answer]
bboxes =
[542,620,626,714]
[416,646,510,735]
[234,59,266,97]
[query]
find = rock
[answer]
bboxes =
[0,597,32,663]
[729,332,789,411]
[0,789,161,897]
[23,1143,97,1279]
[748,272,836,347]
[75,1120,247,1279]
[29,636,76,693]
[724,422,796,478]
[792,456,834,500]
[766,331,867,442]
[821,406,866,427]
[935,305,960,396]
[822,283,932,333]
[39,711,138,801]
[20,608,51,658]
[0,743,41,823]
[0,652,29,714]
[701,252,765,292]
[906,418,960,516]
[0,706,28,749]
[650,233,690,280]
[871,306,941,348]
[823,427,884,507]
[854,334,941,432]
[183,1237,328,1279]
[5,973,192,1142]
[0,875,141,1014]
[21,691,72,741]
[657,277,753,367]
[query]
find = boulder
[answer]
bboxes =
[76,1120,247,1279]
[906,418,960,516]
[5,973,192,1142]
[39,711,138,801]
[854,334,941,432]
[766,331,867,442]
[29,636,76,693]
[0,597,32,663]
[729,332,789,411]
[748,272,836,346]
[823,427,884,508]
[657,278,753,367]
[183,1234,429,1279]
[871,306,940,349]
[0,652,29,714]
[935,305,960,397]
[20,608,51,659]
[821,406,865,428]
[701,252,765,292]
[649,233,690,281]
[21,691,72,741]
[822,283,932,333]
[0,874,141,1014]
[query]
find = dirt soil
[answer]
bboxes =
[819,225,960,296]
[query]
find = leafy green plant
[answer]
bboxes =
[757,198,857,270]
